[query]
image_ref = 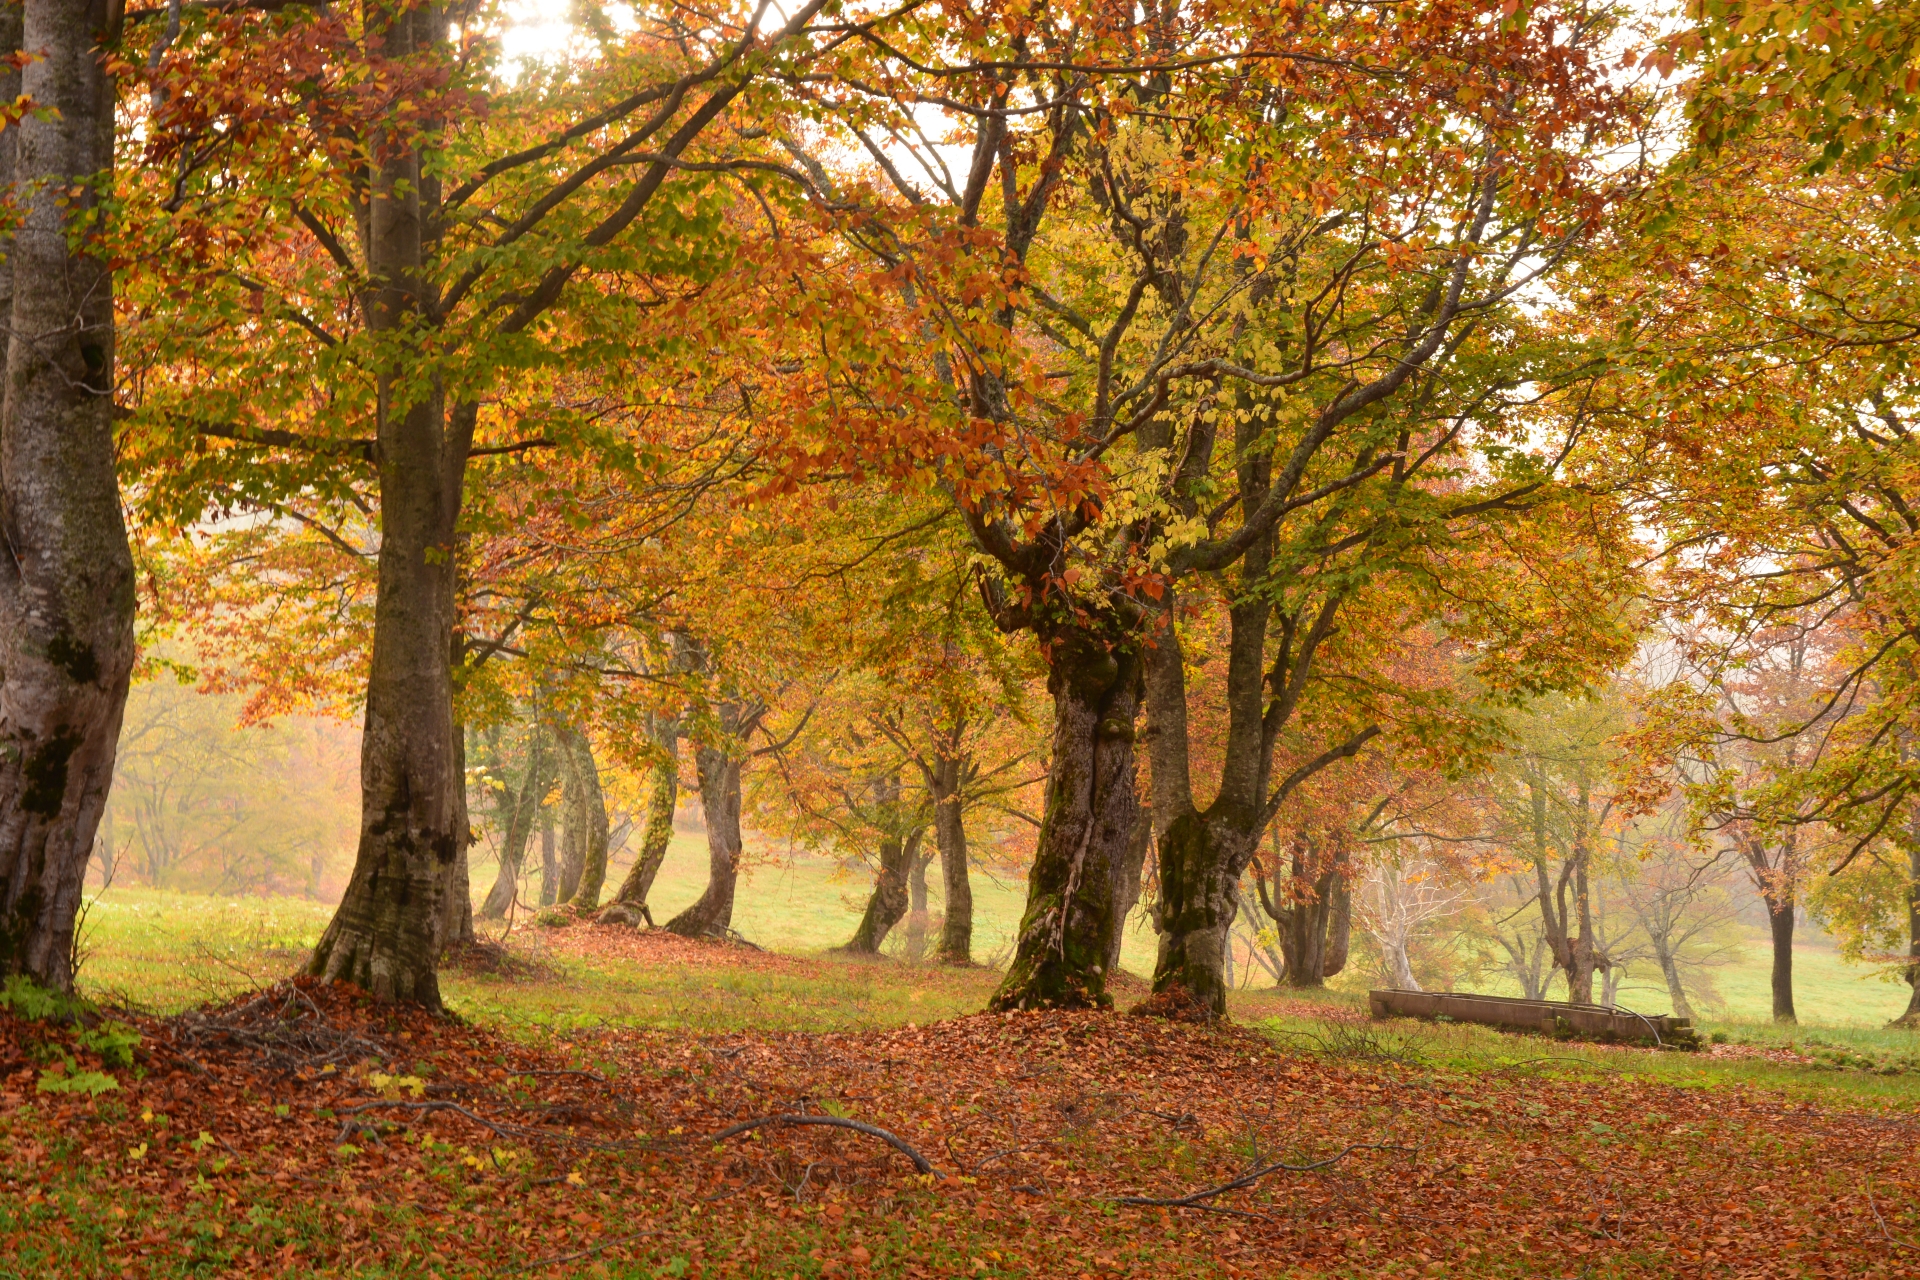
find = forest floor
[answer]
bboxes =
[4,919,1920,1279]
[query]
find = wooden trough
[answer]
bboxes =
[1368,989,1699,1048]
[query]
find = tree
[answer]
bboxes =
[1493,695,1636,1006]
[0,0,137,990]
[777,0,1647,1016]
[1355,852,1472,993]
[119,0,841,1004]
[1612,816,1743,1021]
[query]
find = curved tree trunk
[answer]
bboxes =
[0,0,135,992]
[665,737,744,938]
[988,632,1141,1011]
[602,740,678,925]
[307,7,471,1007]
[563,727,610,911]
[843,827,922,955]
[479,724,549,920]
[930,753,974,966]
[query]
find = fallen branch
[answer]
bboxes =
[708,1114,938,1175]
[1114,1142,1415,1210]
[1868,1177,1919,1252]
[519,1228,658,1270]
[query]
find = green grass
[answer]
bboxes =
[1229,984,1920,1107]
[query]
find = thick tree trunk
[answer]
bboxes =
[1321,873,1351,978]
[904,842,934,961]
[930,753,974,966]
[665,738,743,938]
[307,8,468,1007]
[988,633,1141,1012]
[843,828,922,955]
[602,741,677,926]
[562,727,609,910]
[1145,809,1256,1018]
[0,0,134,992]
[479,725,548,920]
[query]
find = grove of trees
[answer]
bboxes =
[5,0,1920,1032]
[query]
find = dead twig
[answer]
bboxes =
[519,1228,658,1270]
[708,1114,939,1175]
[1114,1143,1415,1211]
[1868,1177,1919,1251]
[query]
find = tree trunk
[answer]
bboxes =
[1321,867,1351,978]
[1107,803,1152,978]
[904,842,934,961]
[562,727,609,911]
[1896,840,1920,1029]
[665,737,743,938]
[1146,809,1254,1017]
[843,827,922,955]
[1656,944,1694,1021]
[987,633,1141,1012]
[1766,893,1796,1024]
[1742,834,1797,1024]
[602,741,677,925]
[306,7,468,1007]
[930,752,974,966]
[441,708,475,946]
[538,816,557,906]
[0,0,135,993]
[479,725,548,920]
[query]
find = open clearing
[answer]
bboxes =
[5,906,1919,1278]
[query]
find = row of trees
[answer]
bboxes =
[2,1,1919,1034]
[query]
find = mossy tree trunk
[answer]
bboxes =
[844,823,923,955]
[988,630,1142,1012]
[562,726,610,911]
[305,6,475,1007]
[603,733,677,925]
[0,0,136,992]
[665,701,761,939]
[904,841,935,961]
[928,751,974,966]
[479,722,549,920]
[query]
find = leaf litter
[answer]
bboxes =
[1,952,1916,1277]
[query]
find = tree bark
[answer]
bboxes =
[1765,891,1796,1024]
[843,827,922,955]
[665,732,745,939]
[929,751,974,966]
[988,631,1141,1011]
[904,841,934,961]
[537,816,557,906]
[1742,832,1797,1023]
[1897,839,1920,1029]
[1107,803,1152,978]
[602,738,677,925]
[441,707,475,946]
[479,724,548,920]
[0,0,136,992]
[562,726,609,910]
[306,6,469,1007]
